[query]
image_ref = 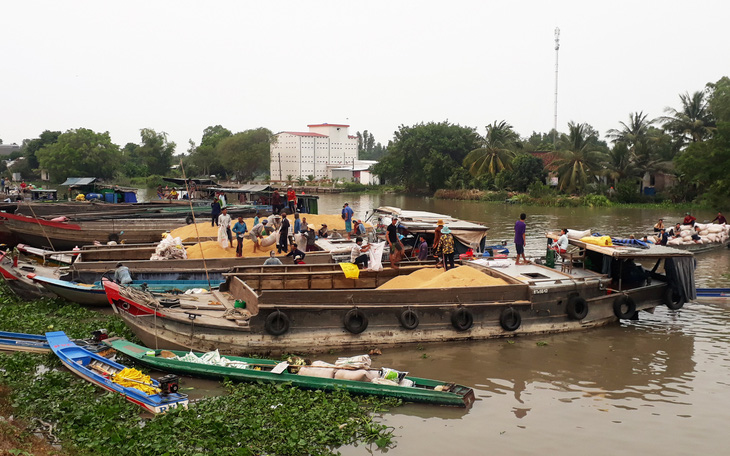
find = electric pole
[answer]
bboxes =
[553,27,560,148]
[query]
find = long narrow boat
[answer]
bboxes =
[0,331,110,354]
[103,239,697,355]
[695,288,730,302]
[105,338,475,407]
[31,275,220,307]
[0,250,58,300]
[46,331,188,414]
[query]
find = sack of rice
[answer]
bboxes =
[260,231,277,247]
[708,225,723,233]
[695,223,707,231]
[335,355,371,370]
[667,238,681,246]
[567,229,591,240]
[298,361,336,379]
[680,230,691,237]
[334,369,378,382]
[700,230,709,236]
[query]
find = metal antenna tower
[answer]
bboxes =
[553,27,560,147]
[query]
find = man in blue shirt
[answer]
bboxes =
[342,203,354,236]
[113,262,133,285]
[514,213,527,265]
[232,216,248,257]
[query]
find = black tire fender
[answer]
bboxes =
[264,310,290,336]
[663,286,685,310]
[499,307,521,331]
[613,296,636,319]
[451,307,474,331]
[566,295,588,320]
[398,309,419,330]
[343,308,368,334]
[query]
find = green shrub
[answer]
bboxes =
[582,194,612,207]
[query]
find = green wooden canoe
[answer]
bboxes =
[104,338,475,407]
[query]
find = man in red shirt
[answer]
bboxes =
[286,187,297,213]
[682,212,696,226]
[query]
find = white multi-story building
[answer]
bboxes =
[270,123,358,181]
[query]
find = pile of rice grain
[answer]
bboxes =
[377,266,508,290]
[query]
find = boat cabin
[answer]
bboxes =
[30,188,57,202]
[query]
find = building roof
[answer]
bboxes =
[280,131,329,137]
[307,123,349,128]
[60,177,97,186]
[530,151,559,171]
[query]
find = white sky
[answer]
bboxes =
[1,0,727,151]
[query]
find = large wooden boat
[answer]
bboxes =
[47,331,188,414]
[0,212,185,250]
[103,241,696,355]
[105,338,475,407]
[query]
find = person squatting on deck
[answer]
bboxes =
[514,213,527,265]
[551,228,569,254]
[435,226,455,270]
[232,216,248,258]
[351,236,371,268]
[114,262,133,285]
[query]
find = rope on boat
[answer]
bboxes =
[21,199,56,254]
[179,158,212,291]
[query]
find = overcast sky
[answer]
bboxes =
[1,0,727,152]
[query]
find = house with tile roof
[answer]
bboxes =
[270,123,358,181]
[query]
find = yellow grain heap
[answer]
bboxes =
[185,240,278,259]
[377,266,508,290]
[170,213,369,242]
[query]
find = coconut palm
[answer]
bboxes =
[660,90,715,144]
[604,142,637,186]
[606,111,655,153]
[553,122,605,193]
[463,121,520,177]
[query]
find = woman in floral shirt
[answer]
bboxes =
[435,226,455,271]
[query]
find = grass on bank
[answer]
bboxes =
[0,287,399,455]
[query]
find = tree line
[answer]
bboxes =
[374,76,729,207]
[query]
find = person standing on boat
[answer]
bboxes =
[264,250,283,266]
[301,216,308,234]
[278,212,290,254]
[211,198,222,227]
[342,202,354,236]
[232,216,248,257]
[293,213,302,234]
[113,262,133,285]
[218,207,233,248]
[653,219,665,232]
[711,212,727,224]
[514,213,527,265]
[272,190,282,214]
[253,211,260,227]
[416,235,428,261]
[436,226,455,270]
[550,228,569,254]
[305,227,317,251]
[250,219,269,254]
[287,186,297,213]
[386,217,403,268]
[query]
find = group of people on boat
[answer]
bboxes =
[652,212,726,246]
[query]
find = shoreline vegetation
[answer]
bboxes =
[0,287,398,455]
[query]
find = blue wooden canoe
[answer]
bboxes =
[0,331,109,354]
[696,288,730,300]
[31,275,219,307]
[47,331,188,414]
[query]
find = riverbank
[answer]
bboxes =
[0,288,398,455]
[433,188,712,210]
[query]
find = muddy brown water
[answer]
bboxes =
[131,193,730,453]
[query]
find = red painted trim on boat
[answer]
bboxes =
[0,251,19,280]
[0,212,82,230]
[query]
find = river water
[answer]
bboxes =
[307,193,730,455]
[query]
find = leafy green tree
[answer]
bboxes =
[707,76,730,123]
[36,128,120,182]
[522,131,555,151]
[373,121,480,192]
[661,90,715,144]
[508,153,547,191]
[21,130,61,170]
[356,130,387,160]
[185,125,232,177]
[605,142,637,185]
[553,122,606,193]
[606,111,654,155]
[463,121,520,177]
[217,128,272,181]
[133,128,176,176]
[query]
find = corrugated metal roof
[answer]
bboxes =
[60,177,97,186]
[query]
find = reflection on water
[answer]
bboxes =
[323,194,730,455]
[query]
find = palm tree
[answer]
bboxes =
[606,111,654,153]
[604,142,637,186]
[553,122,605,193]
[660,91,715,145]
[463,121,520,177]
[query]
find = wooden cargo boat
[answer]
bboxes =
[47,331,188,414]
[103,241,696,354]
[105,338,475,407]
[0,211,185,250]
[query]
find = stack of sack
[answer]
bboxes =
[666,223,730,246]
[150,233,188,260]
[297,354,414,387]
